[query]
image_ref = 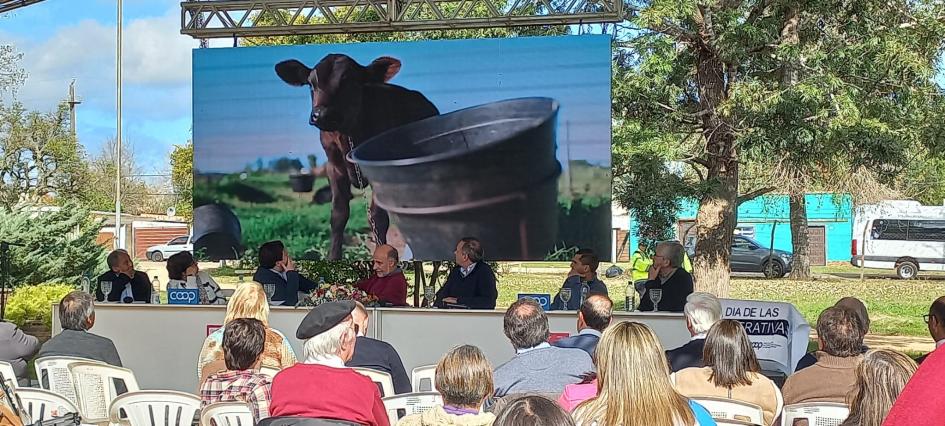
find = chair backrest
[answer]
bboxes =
[257,417,362,426]
[411,365,436,392]
[0,361,18,389]
[773,381,784,423]
[352,368,395,398]
[199,401,255,426]
[715,419,759,426]
[34,356,105,405]
[382,392,443,424]
[781,402,850,426]
[692,396,765,425]
[69,361,140,424]
[109,391,201,426]
[12,388,79,422]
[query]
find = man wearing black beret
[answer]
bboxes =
[269,301,389,426]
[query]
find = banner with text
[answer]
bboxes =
[721,299,810,375]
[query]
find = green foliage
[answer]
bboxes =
[0,202,106,286]
[297,260,374,284]
[5,283,75,328]
[170,141,194,219]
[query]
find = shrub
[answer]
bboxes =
[5,283,75,328]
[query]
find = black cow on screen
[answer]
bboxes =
[275,54,439,260]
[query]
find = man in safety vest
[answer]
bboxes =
[630,242,652,282]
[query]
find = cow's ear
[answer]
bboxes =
[368,56,402,82]
[275,60,312,86]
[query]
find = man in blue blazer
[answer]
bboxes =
[553,294,613,357]
[252,240,318,306]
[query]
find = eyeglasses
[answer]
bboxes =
[924,314,932,323]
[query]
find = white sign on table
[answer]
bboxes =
[721,299,810,375]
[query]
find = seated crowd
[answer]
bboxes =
[3,240,945,426]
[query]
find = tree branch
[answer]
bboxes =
[737,186,776,205]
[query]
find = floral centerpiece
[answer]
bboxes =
[297,280,379,307]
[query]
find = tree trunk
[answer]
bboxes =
[693,173,738,297]
[788,190,812,279]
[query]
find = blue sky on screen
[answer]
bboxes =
[192,35,612,174]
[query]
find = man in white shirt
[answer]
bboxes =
[919,296,945,363]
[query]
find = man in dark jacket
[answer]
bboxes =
[0,320,40,385]
[638,241,694,312]
[551,249,609,311]
[553,295,612,357]
[435,237,498,310]
[95,249,152,303]
[252,241,318,306]
[346,302,411,394]
[38,291,122,367]
[665,292,722,372]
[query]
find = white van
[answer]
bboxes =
[852,200,945,279]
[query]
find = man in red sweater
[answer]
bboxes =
[884,345,945,425]
[356,245,408,306]
[269,300,389,426]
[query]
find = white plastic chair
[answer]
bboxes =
[258,366,280,379]
[0,360,18,389]
[692,396,765,426]
[715,419,759,426]
[199,401,255,426]
[12,388,78,422]
[34,356,106,405]
[353,367,395,398]
[772,383,784,424]
[382,391,443,424]
[69,361,140,425]
[780,402,849,426]
[411,365,436,392]
[109,391,201,426]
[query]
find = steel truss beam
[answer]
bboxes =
[0,0,46,13]
[180,0,621,38]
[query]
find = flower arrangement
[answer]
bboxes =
[297,281,379,307]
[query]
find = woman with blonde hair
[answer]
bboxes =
[572,321,715,426]
[398,345,496,426]
[674,320,779,425]
[840,349,917,426]
[196,282,296,387]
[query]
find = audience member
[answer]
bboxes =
[0,319,39,386]
[552,295,612,357]
[638,241,694,312]
[782,306,865,404]
[95,249,152,303]
[435,238,498,310]
[197,283,296,386]
[269,301,388,426]
[570,321,715,426]
[883,343,945,426]
[493,395,574,426]
[917,296,945,363]
[795,297,870,371]
[355,245,408,307]
[200,318,273,422]
[38,291,122,366]
[166,251,225,304]
[493,299,594,398]
[398,345,497,426]
[630,242,652,283]
[674,320,779,426]
[666,292,722,372]
[840,349,916,426]
[345,302,410,394]
[551,249,608,310]
[252,241,318,306]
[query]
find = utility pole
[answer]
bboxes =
[115,0,123,250]
[67,79,81,138]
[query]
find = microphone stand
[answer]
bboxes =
[0,241,25,321]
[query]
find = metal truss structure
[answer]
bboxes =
[180,0,622,38]
[0,0,45,13]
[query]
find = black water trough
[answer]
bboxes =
[351,97,561,260]
[193,203,244,260]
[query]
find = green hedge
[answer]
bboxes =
[6,283,75,328]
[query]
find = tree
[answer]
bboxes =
[170,141,193,219]
[0,201,105,286]
[0,44,25,95]
[80,138,169,215]
[617,0,945,294]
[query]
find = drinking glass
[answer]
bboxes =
[262,283,276,301]
[649,288,663,312]
[560,288,572,309]
[100,281,112,300]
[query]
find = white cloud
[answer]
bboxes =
[122,10,196,86]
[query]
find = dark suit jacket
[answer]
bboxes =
[95,270,152,303]
[666,338,705,372]
[252,268,318,306]
[346,336,411,394]
[552,330,601,358]
[638,268,694,312]
[551,276,609,310]
[434,262,498,310]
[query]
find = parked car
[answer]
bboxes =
[686,235,793,278]
[146,235,193,262]
[852,201,945,279]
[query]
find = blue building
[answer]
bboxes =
[623,193,853,264]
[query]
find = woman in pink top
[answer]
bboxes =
[558,374,597,412]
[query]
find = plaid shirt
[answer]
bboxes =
[200,370,273,421]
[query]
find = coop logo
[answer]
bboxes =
[518,293,552,311]
[168,289,200,305]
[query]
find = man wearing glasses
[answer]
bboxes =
[919,296,945,363]
[637,241,694,312]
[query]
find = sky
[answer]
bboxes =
[193,35,612,174]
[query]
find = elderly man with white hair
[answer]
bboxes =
[638,241,694,312]
[269,301,389,426]
[665,292,723,372]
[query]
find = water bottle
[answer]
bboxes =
[625,282,635,312]
[151,276,161,304]
[580,282,589,306]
